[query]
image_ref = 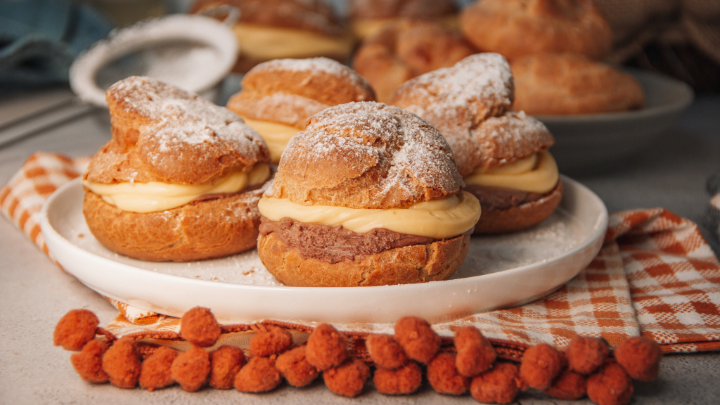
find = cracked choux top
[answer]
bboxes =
[264,102,465,210]
[83,76,270,187]
[391,53,554,178]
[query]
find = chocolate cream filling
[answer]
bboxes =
[464,182,558,211]
[259,216,437,264]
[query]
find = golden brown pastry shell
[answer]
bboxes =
[471,180,563,234]
[89,77,270,186]
[511,53,645,115]
[83,190,263,262]
[353,20,475,103]
[460,0,612,61]
[257,231,471,287]
[265,102,463,209]
[227,58,375,127]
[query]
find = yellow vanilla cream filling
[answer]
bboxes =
[240,116,300,163]
[258,191,481,239]
[83,163,270,213]
[351,15,460,39]
[463,151,559,194]
[232,24,355,60]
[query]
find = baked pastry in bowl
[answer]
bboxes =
[349,0,458,40]
[226,58,375,163]
[460,0,612,61]
[511,53,645,115]
[82,76,271,261]
[256,102,481,287]
[392,54,561,234]
[353,20,476,103]
[190,0,354,72]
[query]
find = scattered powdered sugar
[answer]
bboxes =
[451,210,585,280]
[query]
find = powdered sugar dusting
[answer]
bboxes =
[394,53,554,170]
[271,102,463,208]
[472,111,554,168]
[108,76,267,175]
[397,53,514,126]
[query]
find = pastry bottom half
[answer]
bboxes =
[470,180,563,234]
[83,190,262,262]
[257,231,471,287]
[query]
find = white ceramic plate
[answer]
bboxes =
[41,176,607,324]
[537,69,694,174]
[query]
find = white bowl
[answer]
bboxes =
[69,14,238,106]
[41,176,607,324]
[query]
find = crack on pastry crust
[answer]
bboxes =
[265,102,464,209]
[87,76,270,185]
[392,54,553,174]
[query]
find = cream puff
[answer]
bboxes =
[191,0,355,72]
[82,76,271,261]
[226,57,375,163]
[353,20,476,103]
[392,54,562,234]
[349,0,459,40]
[460,0,613,61]
[256,102,481,287]
[511,53,645,115]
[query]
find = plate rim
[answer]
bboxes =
[41,175,607,292]
[534,69,694,124]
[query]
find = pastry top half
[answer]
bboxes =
[227,58,376,129]
[264,102,464,209]
[349,0,457,20]
[511,53,646,115]
[84,76,270,186]
[460,0,613,61]
[190,0,344,36]
[392,53,554,176]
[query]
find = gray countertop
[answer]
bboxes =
[1,84,719,404]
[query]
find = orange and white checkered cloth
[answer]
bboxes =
[3,153,720,358]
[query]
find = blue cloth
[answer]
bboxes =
[0,0,113,88]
